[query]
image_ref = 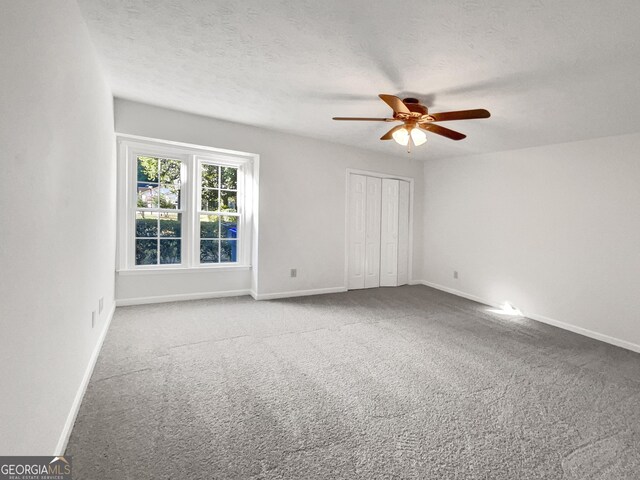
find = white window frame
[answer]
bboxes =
[116,134,256,273]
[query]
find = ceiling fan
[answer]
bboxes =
[333,94,490,151]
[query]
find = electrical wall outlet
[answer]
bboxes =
[453,270,459,279]
[91,311,97,328]
[290,268,297,278]
[99,297,104,314]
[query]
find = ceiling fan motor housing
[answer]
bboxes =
[402,98,428,115]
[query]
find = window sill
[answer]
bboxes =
[117,265,251,276]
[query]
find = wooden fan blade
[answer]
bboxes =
[333,117,396,121]
[379,94,411,114]
[429,109,490,122]
[380,125,405,141]
[420,123,466,141]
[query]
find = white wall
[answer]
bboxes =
[423,132,640,350]
[116,269,251,304]
[0,1,116,454]
[114,99,424,301]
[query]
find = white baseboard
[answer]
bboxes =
[254,286,347,301]
[116,286,347,305]
[55,302,116,455]
[116,289,251,306]
[418,280,502,309]
[415,280,640,354]
[524,311,640,354]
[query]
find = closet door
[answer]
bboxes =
[397,180,410,286]
[380,179,399,286]
[364,176,382,288]
[347,174,367,289]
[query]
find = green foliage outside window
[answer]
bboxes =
[137,156,181,184]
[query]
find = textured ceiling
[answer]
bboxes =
[77,0,640,160]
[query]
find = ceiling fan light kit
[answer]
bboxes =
[392,126,427,146]
[333,94,490,152]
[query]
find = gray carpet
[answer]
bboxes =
[66,285,640,479]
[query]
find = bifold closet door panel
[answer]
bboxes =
[364,176,382,288]
[348,174,367,289]
[397,180,410,286]
[380,178,400,287]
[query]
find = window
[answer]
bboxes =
[135,156,183,265]
[117,136,256,272]
[199,163,239,263]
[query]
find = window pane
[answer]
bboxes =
[221,167,237,189]
[220,191,237,212]
[200,215,219,238]
[220,216,238,238]
[221,240,237,262]
[200,240,219,263]
[136,239,157,265]
[137,156,158,182]
[202,164,219,188]
[160,239,181,264]
[137,183,158,208]
[159,159,181,184]
[159,212,181,237]
[201,188,219,211]
[136,211,158,237]
[159,184,181,209]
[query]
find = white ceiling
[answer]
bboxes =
[77,0,640,160]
